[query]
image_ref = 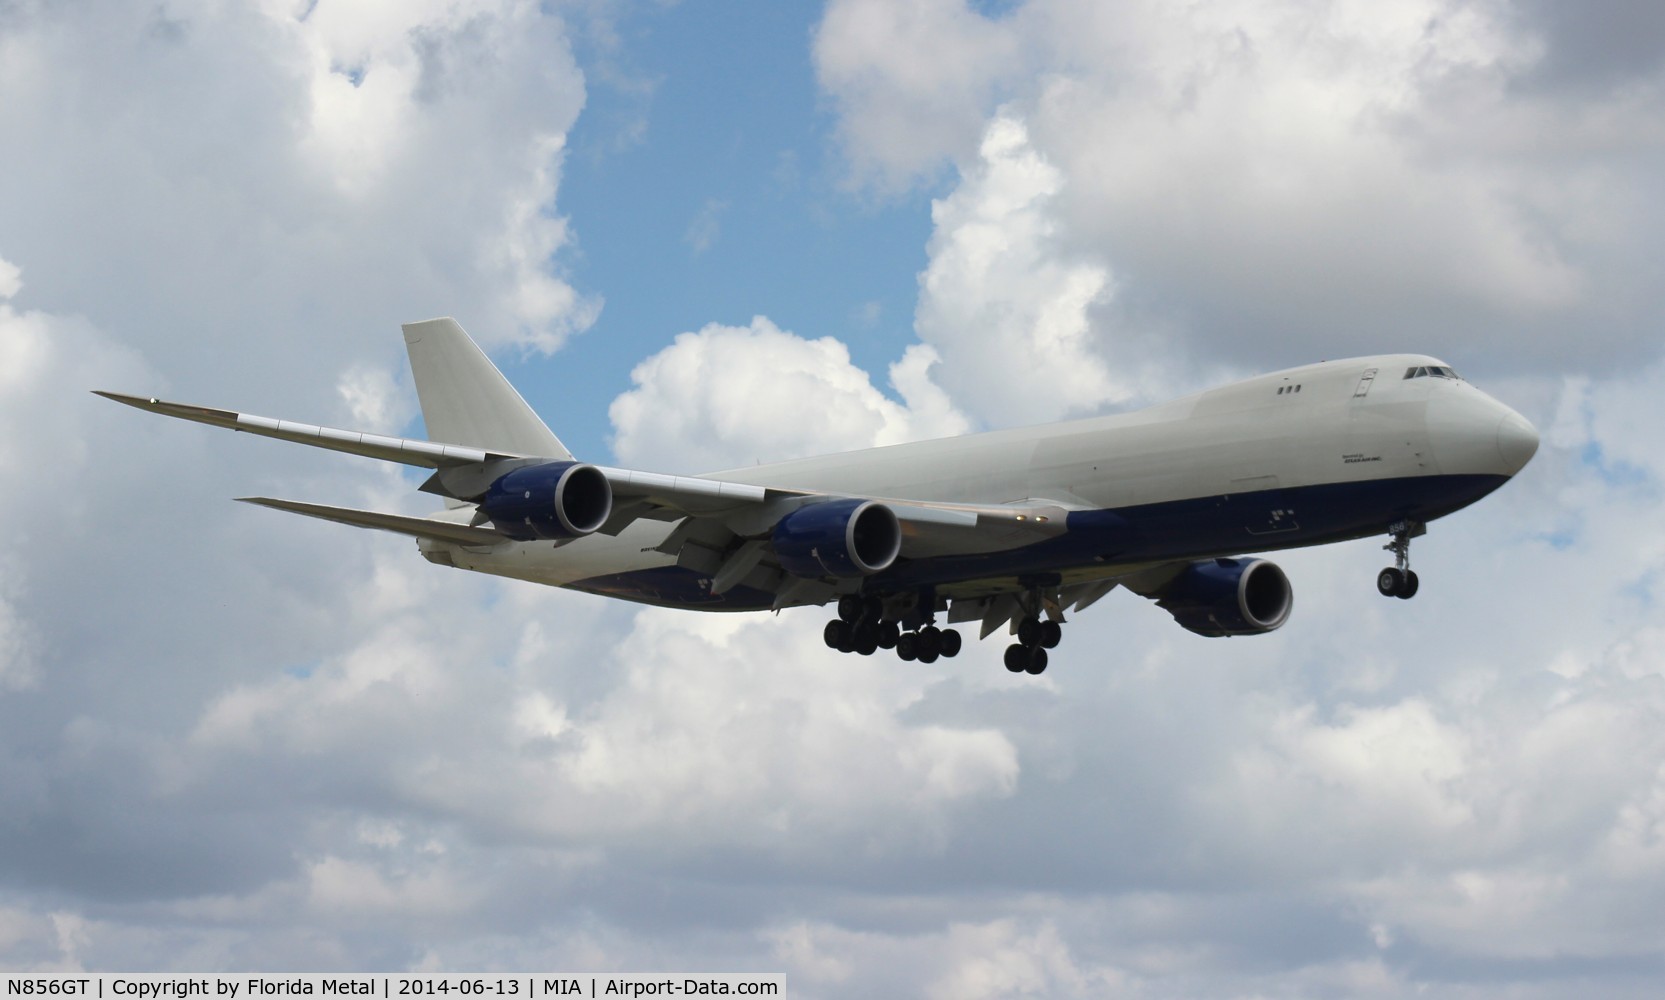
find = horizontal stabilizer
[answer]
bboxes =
[237,497,506,546]
[94,391,526,469]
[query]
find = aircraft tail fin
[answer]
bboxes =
[401,318,573,461]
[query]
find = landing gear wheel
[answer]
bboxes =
[916,627,942,663]
[853,621,879,655]
[877,620,900,649]
[1004,645,1028,673]
[1017,617,1042,647]
[1377,566,1421,599]
[1038,620,1062,649]
[896,632,918,662]
[837,595,864,623]
[938,629,962,658]
[1024,647,1049,675]
[823,620,849,649]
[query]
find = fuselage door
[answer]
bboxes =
[1352,367,1379,398]
[1230,475,1301,536]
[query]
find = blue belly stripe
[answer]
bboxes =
[567,473,1511,611]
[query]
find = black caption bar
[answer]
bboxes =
[4,976,784,1000]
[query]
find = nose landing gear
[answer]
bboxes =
[1377,520,1424,599]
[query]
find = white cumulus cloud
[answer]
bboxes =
[609,315,970,472]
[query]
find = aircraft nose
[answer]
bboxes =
[1496,409,1539,474]
[1426,388,1539,478]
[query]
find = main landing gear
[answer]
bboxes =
[822,587,1067,674]
[1377,520,1423,599]
[822,594,961,663]
[1003,615,1061,675]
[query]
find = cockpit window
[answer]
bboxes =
[1403,365,1462,381]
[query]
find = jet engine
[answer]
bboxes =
[772,499,901,579]
[480,461,613,541]
[1153,557,1293,637]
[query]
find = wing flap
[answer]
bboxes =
[599,466,781,509]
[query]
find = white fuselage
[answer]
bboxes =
[428,355,1537,608]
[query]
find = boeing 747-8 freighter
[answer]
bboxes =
[100,319,1538,674]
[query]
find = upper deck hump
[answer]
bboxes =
[701,354,1448,498]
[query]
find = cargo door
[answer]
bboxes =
[1230,475,1300,536]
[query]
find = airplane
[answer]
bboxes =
[98,318,1539,675]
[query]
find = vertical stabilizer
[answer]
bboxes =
[401,318,573,460]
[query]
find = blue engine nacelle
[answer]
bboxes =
[480,462,613,542]
[1154,557,1293,637]
[772,499,902,579]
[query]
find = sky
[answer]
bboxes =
[2,0,1664,995]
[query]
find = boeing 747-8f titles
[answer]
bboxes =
[99,318,1538,674]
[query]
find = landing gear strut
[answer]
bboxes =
[1377,520,1423,600]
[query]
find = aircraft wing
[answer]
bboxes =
[93,392,526,468]
[94,391,813,510]
[93,390,1046,536]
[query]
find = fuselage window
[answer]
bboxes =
[1404,365,1463,381]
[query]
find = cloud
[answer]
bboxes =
[490,134,602,353]
[185,596,1019,852]
[608,315,970,472]
[817,0,1665,370]
[0,259,21,300]
[306,855,480,919]
[0,583,37,695]
[683,197,729,254]
[814,0,1024,190]
[914,113,1186,426]
[0,0,605,924]
[3,1,1665,994]
[769,917,1128,999]
[0,0,595,384]
[0,275,154,694]
[10,346,1665,984]
[1512,0,1665,89]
